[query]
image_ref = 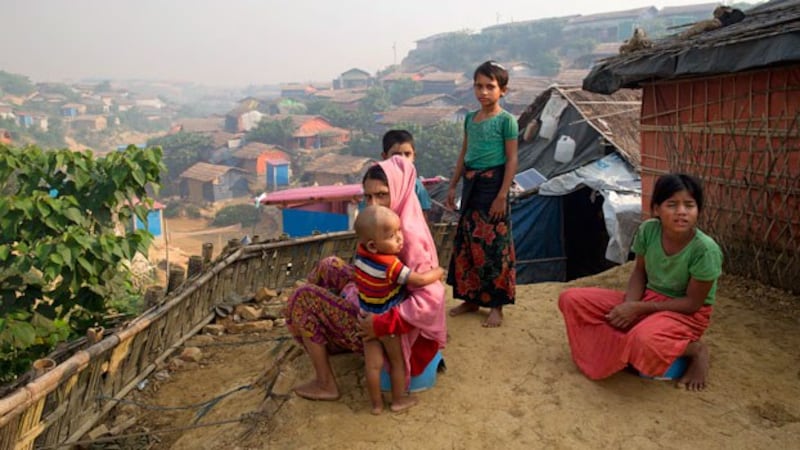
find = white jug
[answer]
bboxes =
[554,135,576,163]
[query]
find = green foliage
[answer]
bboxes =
[344,121,462,178]
[212,204,260,227]
[185,204,202,219]
[344,133,381,158]
[0,70,35,96]
[360,87,391,113]
[246,117,295,147]
[387,78,422,105]
[162,200,182,218]
[401,19,568,76]
[404,121,463,178]
[147,132,213,195]
[118,108,171,133]
[0,144,164,382]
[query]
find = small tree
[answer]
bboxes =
[388,78,422,105]
[0,144,164,382]
[246,117,296,147]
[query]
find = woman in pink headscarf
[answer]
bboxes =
[286,156,447,401]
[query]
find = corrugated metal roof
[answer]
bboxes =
[259,183,363,206]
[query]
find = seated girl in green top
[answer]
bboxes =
[559,173,723,391]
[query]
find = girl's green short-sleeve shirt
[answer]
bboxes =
[464,110,518,170]
[631,219,723,305]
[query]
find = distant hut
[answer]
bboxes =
[179,162,250,204]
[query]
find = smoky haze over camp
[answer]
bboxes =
[2,0,717,86]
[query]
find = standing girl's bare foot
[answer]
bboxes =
[449,302,479,317]
[677,341,710,391]
[371,401,384,415]
[482,307,503,328]
[293,379,340,401]
[390,394,418,413]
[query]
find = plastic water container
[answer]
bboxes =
[380,351,443,393]
[538,116,557,140]
[554,135,576,163]
[640,356,689,381]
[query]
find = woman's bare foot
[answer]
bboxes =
[677,341,710,391]
[390,394,418,413]
[482,307,503,328]
[293,379,340,401]
[449,302,479,317]
[371,401,384,415]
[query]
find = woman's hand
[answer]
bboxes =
[357,311,376,341]
[489,194,507,221]
[445,186,457,210]
[605,302,643,329]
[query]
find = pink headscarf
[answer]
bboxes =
[378,156,447,353]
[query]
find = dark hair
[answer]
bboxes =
[362,163,388,186]
[651,173,704,212]
[382,129,415,154]
[474,60,509,89]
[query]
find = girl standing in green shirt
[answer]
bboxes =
[446,61,518,328]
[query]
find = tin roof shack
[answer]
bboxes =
[582,0,800,292]
[300,153,374,186]
[259,183,363,237]
[179,162,250,204]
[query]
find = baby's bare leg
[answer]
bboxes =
[363,339,385,415]
[380,335,418,412]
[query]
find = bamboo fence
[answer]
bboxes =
[0,224,457,449]
[639,69,800,292]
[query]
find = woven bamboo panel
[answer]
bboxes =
[640,67,800,292]
[1,223,457,447]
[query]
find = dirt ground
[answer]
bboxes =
[121,264,800,450]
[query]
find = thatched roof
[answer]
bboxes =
[233,142,287,161]
[518,85,642,168]
[179,162,244,182]
[302,153,374,176]
[583,0,800,94]
[376,106,465,126]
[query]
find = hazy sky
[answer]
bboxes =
[1,0,717,87]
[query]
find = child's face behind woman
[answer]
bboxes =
[653,189,699,235]
[363,178,391,208]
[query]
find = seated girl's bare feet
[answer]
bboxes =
[677,341,710,391]
[293,379,340,401]
[482,307,503,328]
[390,394,418,413]
[449,302,479,317]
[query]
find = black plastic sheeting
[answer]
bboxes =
[583,33,800,94]
[582,0,800,94]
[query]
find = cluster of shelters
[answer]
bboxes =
[582,0,800,292]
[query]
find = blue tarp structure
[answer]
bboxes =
[282,209,348,238]
[510,195,565,283]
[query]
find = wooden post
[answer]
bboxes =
[226,239,242,253]
[187,255,203,278]
[167,267,185,293]
[202,242,213,265]
[144,286,165,307]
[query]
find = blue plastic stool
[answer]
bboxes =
[640,356,689,381]
[380,351,443,392]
